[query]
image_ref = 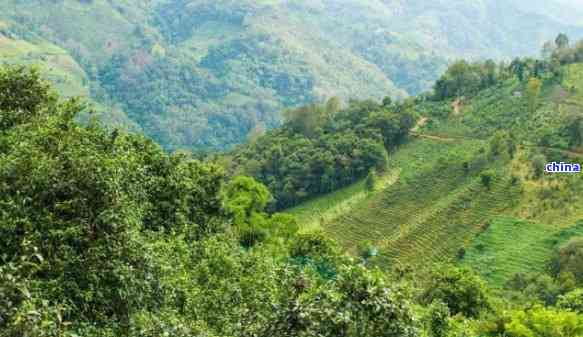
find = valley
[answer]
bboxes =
[2,0,583,151]
[2,2,583,335]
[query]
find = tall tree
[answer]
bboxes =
[556,33,570,49]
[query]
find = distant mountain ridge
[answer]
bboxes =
[0,0,582,150]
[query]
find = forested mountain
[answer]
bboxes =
[3,35,583,335]
[1,0,583,150]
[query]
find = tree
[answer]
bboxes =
[0,82,180,326]
[292,265,420,337]
[482,59,498,86]
[365,169,378,192]
[526,77,542,114]
[551,237,583,284]
[222,176,272,226]
[506,305,583,337]
[433,60,481,99]
[325,96,342,117]
[489,131,515,158]
[421,266,490,318]
[0,65,57,130]
[563,113,583,147]
[283,104,326,137]
[510,58,526,82]
[426,300,450,337]
[480,170,495,190]
[531,154,547,178]
[558,289,583,313]
[556,33,570,49]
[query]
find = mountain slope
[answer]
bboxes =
[1,0,583,150]
[285,58,583,286]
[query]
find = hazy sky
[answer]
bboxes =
[556,0,583,8]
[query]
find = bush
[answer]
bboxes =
[365,168,378,192]
[505,305,583,337]
[290,232,338,260]
[238,225,268,248]
[421,266,490,318]
[480,170,495,190]
[558,288,583,313]
[531,154,547,178]
[426,300,450,337]
[551,237,583,284]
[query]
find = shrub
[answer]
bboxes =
[421,266,490,318]
[551,237,583,284]
[480,170,495,190]
[558,288,583,313]
[365,168,378,192]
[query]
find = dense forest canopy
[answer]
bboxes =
[1,0,583,151]
[229,98,415,208]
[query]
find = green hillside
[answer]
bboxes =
[3,38,583,336]
[1,0,583,151]
[286,53,583,289]
[462,217,583,287]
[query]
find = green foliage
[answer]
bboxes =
[0,64,429,337]
[489,131,516,159]
[365,169,378,192]
[222,175,272,226]
[290,232,339,261]
[480,169,495,190]
[421,266,490,318]
[526,77,543,113]
[3,1,580,152]
[426,300,451,337]
[231,99,411,208]
[0,65,57,130]
[462,218,583,288]
[558,288,583,313]
[563,112,583,147]
[505,305,583,337]
[508,273,564,306]
[556,33,571,50]
[551,237,583,284]
[294,265,419,337]
[531,154,548,179]
[433,60,501,100]
[283,103,327,138]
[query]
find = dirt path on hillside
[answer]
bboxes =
[409,131,459,142]
[410,116,583,158]
[521,144,583,158]
[411,117,428,133]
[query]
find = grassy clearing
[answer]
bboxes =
[462,217,583,288]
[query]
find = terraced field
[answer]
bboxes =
[376,167,520,268]
[288,169,400,233]
[321,136,525,269]
[462,217,583,287]
[286,63,583,286]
